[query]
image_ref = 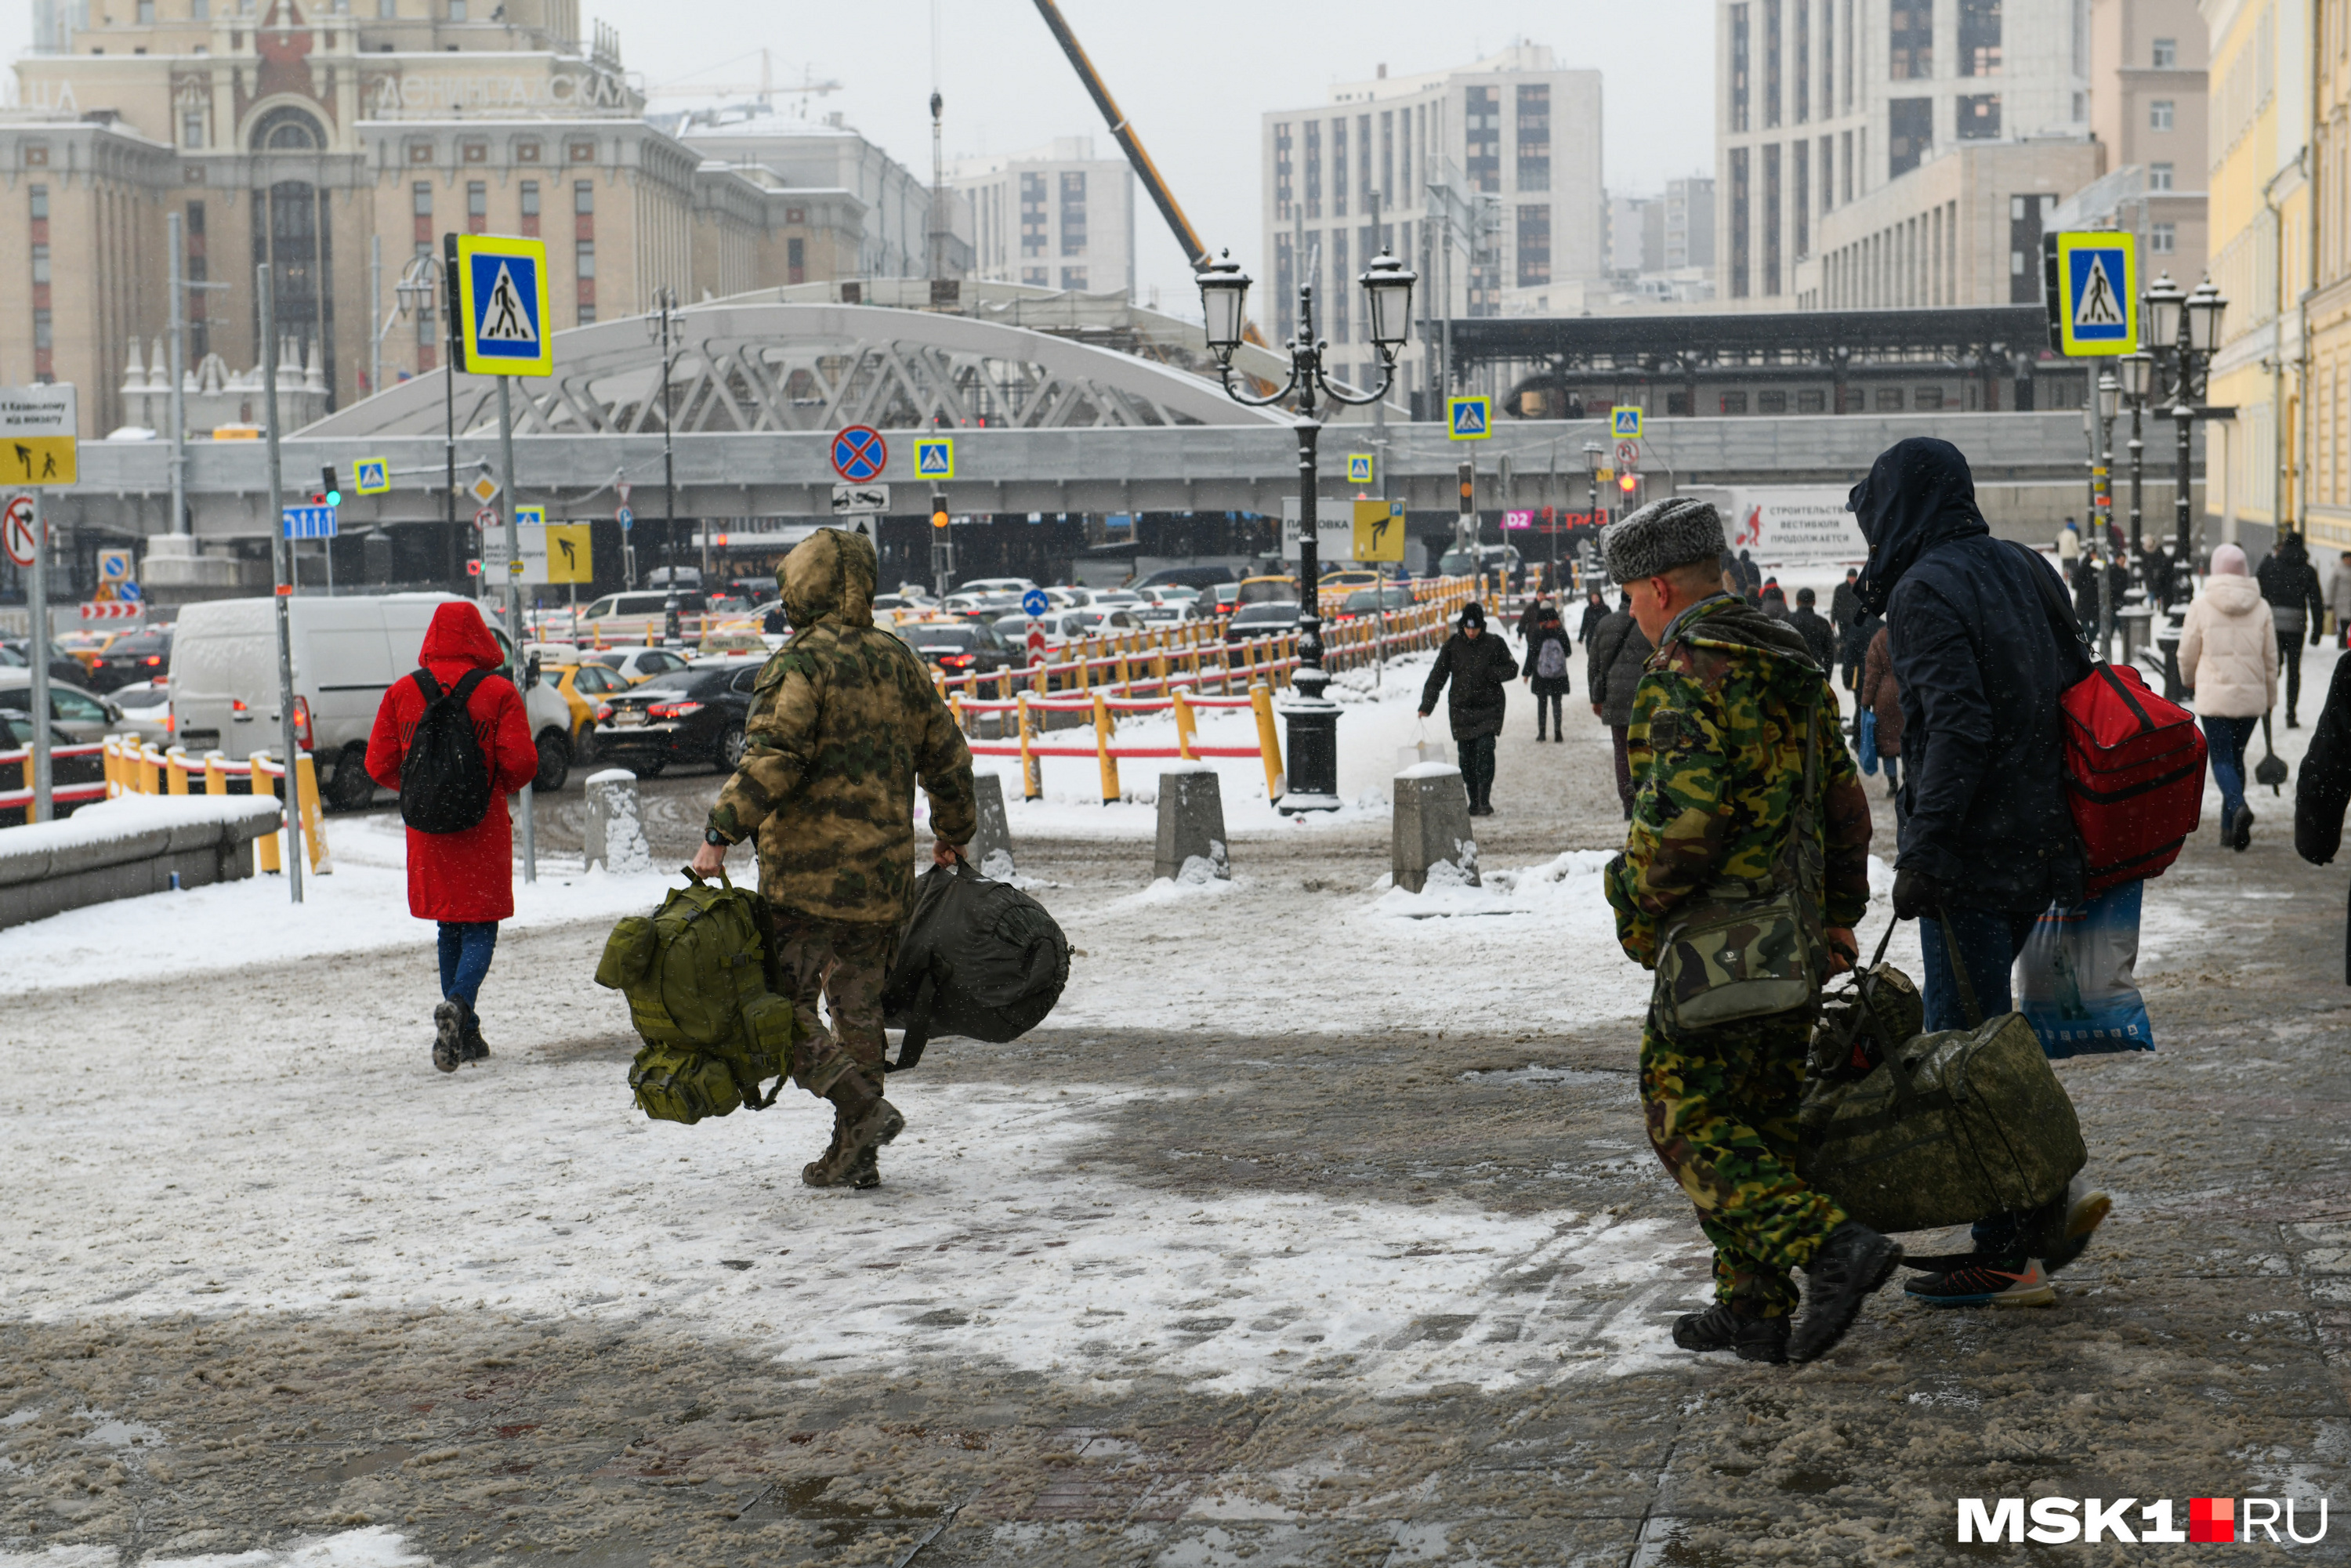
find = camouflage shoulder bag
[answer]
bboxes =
[1651,706,1828,1031]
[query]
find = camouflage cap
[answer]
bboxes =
[1603,498,1726,583]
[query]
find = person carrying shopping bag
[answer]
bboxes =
[2179,542,2280,852]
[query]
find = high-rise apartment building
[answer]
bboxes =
[951,137,1136,295]
[1260,45,1601,402]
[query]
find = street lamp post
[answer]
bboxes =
[1582,441,1607,588]
[2142,272,2229,697]
[1198,245,1417,811]
[2096,370,2120,547]
[647,287,681,644]
[393,252,461,588]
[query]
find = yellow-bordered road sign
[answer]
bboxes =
[1610,405,1644,440]
[1353,499,1407,562]
[2048,232,2135,357]
[1447,397,1491,440]
[546,523,592,583]
[0,384,77,487]
[456,234,552,376]
[353,457,390,495]
[1346,452,1375,485]
[915,436,955,480]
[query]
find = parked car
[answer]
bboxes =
[579,588,708,643]
[590,646,694,684]
[901,619,1016,680]
[1437,545,1521,581]
[0,669,127,744]
[79,627,174,693]
[168,593,576,810]
[1237,575,1302,607]
[590,660,763,777]
[1335,585,1417,620]
[1042,586,1095,609]
[1137,599,1207,627]
[1136,565,1241,596]
[0,710,104,825]
[0,639,97,690]
[1092,589,1144,610]
[1226,603,1303,644]
[103,679,174,745]
[544,658,632,762]
[955,576,1039,597]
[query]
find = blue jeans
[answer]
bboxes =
[437,921,499,1022]
[2202,713,2259,829]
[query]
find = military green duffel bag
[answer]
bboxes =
[1796,917,2086,1235]
[594,867,800,1125]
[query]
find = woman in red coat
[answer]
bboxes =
[365,602,538,1072]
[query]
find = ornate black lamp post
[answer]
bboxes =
[2143,273,2229,696]
[1198,245,1417,809]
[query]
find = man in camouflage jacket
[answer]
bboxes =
[691,528,976,1189]
[1599,498,1897,1367]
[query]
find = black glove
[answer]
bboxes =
[1891,867,1942,922]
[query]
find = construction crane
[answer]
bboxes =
[644,49,841,111]
[1029,0,1212,274]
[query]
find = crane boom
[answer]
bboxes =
[1029,0,1211,273]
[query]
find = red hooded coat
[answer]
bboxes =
[364,602,539,922]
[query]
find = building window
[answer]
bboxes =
[1758,389,1788,413]
[1329,227,1349,342]
[788,237,805,286]
[1889,98,1933,178]
[1958,94,2001,139]
[1721,390,1750,414]
[1667,393,1692,415]
[183,111,204,148]
[1730,147,1751,297]
[1794,0,1809,123]
[1060,266,1087,290]
[466,179,486,233]
[1959,0,2001,75]
[449,0,465,17]
[137,0,154,20]
[1730,3,1751,133]
[1305,119,1324,216]
[2150,100,2175,132]
[411,180,431,217]
[1273,123,1293,222]
[1021,266,1048,288]
[2009,191,2048,304]
[1763,143,1782,294]
[574,180,593,215]
[1059,170,1086,256]
[1765,0,1782,127]
[1890,2,1933,80]
[31,244,49,285]
[1797,389,1827,412]
[1916,386,1946,410]
[519,179,539,237]
[2150,161,2175,191]
[2153,36,2178,68]
[251,106,324,151]
[2151,222,2177,253]
[1516,204,1551,287]
[192,0,207,15]
[1020,172,1045,257]
[1273,233,1293,339]
[576,240,594,278]
[1793,141,1809,257]
[34,311,53,351]
[1841,129,1853,202]
[1331,117,1348,218]
[1876,387,1905,411]
[1465,85,1499,194]
[1516,84,1550,189]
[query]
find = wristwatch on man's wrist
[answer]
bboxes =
[704,827,731,847]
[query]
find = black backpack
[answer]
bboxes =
[880,860,1070,1070]
[400,668,494,834]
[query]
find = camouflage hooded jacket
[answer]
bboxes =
[706,529,977,925]
[1604,592,1872,969]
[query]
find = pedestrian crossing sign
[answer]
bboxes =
[1611,405,1644,439]
[2047,232,2136,357]
[915,436,955,480]
[1447,396,1491,440]
[455,234,552,377]
[1346,452,1375,485]
[353,457,389,495]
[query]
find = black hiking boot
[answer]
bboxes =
[459,1023,490,1063]
[1672,1302,1789,1363]
[431,1001,464,1074]
[1788,1222,1903,1363]
[802,1070,904,1189]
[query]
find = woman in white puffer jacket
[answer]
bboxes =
[2179,541,2280,850]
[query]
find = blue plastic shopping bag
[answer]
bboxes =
[1855,708,1878,776]
[2015,880,2154,1058]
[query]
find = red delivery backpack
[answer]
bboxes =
[2016,544,2205,895]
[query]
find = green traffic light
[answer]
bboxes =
[327,491,342,507]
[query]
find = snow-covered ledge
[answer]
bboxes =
[0,795,284,931]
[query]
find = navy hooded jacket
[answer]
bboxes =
[1851,438,2088,911]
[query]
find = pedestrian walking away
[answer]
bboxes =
[1523,602,1573,741]
[1850,435,2112,1307]
[1516,593,1552,648]
[1599,496,1897,1367]
[2181,542,2279,853]
[1578,587,1610,647]
[2143,536,2175,613]
[2329,549,2351,647]
[363,601,539,1073]
[1860,622,1906,800]
[1586,592,1652,818]
[2257,531,2325,725]
[2292,654,2351,977]
[691,527,977,1190]
[1838,604,1879,698]
[1789,586,1840,675]
[1830,568,1861,640]
[1420,600,1519,817]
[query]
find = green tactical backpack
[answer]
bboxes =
[594,868,800,1125]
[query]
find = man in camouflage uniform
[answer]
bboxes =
[1599,498,1900,1365]
[690,529,976,1190]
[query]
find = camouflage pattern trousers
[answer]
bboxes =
[1640,1006,1848,1318]
[769,911,898,1099]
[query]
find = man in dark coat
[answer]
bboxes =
[1516,593,1552,646]
[1830,568,1861,635]
[1578,588,1610,646]
[2258,531,2327,726]
[1850,436,2107,1309]
[2142,537,2175,611]
[1789,586,1839,672]
[1419,600,1519,816]
[1586,594,1653,817]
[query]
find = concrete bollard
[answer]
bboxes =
[971,772,1016,879]
[1154,762,1230,882]
[1393,762,1480,893]
[584,768,650,873]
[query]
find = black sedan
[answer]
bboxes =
[83,628,173,693]
[1225,602,1303,645]
[592,661,761,777]
[0,709,105,825]
[901,620,1016,680]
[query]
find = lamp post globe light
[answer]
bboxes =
[1197,244,1418,811]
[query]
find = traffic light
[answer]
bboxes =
[317,465,341,507]
[1618,472,1639,493]
[1457,461,1475,513]
[931,500,950,530]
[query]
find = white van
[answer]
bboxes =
[168,594,576,810]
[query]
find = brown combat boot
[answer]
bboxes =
[801,1068,903,1189]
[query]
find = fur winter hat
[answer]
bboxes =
[1603,498,1727,583]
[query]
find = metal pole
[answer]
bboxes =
[260,263,303,904]
[442,244,460,589]
[2128,394,2145,559]
[498,375,534,885]
[368,233,382,407]
[27,490,49,824]
[168,211,187,538]
[658,289,680,646]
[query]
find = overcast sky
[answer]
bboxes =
[0,0,1716,312]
